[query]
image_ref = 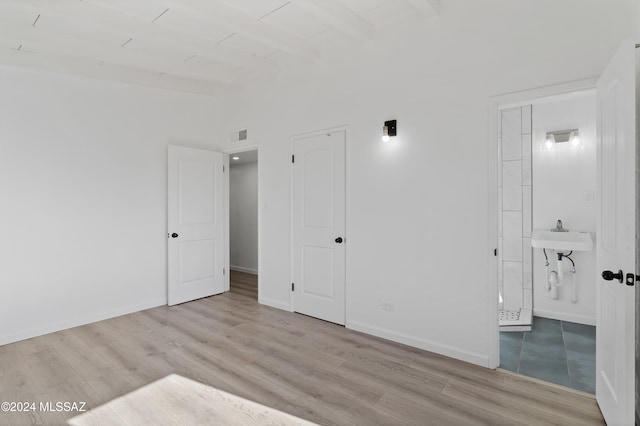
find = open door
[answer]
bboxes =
[595,39,636,425]
[168,145,225,306]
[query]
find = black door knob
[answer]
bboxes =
[335,237,343,244]
[171,233,179,238]
[602,270,623,283]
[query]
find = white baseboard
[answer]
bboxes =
[0,297,167,347]
[346,320,490,368]
[533,309,596,326]
[230,265,258,275]
[258,297,291,312]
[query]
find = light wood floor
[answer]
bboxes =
[0,271,604,425]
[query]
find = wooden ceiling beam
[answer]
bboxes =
[13,0,276,72]
[0,19,241,86]
[0,48,228,96]
[406,0,440,18]
[288,0,373,42]
[168,0,319,57]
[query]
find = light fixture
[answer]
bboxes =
[569,130,580,147]
[382,119,397,142]
[545,133,555,150]
[232,156,240,160]
[545,128,579,149]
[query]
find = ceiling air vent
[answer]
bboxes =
[231,129,248,143]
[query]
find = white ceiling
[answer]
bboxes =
[0,0,439,96]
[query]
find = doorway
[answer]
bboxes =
[491,83,600,393]
[228,148,258,299]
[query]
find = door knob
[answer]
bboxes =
[335,237,343,243]
[171,233,179,238]
[601,270,623,283]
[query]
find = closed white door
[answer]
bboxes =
[595,39,636,425]
[168,145,225,306]
[292,131,346,325]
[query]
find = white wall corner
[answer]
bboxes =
[0,298,166,347]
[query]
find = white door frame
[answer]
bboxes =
[289,125,349,316]
[487,78,598,368]
[224,144,259,295]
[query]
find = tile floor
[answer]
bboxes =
[500,316,596,394]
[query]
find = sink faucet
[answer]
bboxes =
[552,219,568,232]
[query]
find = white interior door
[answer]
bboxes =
[292,130,346,325]
[168,145,225,306]
[595,39,636,425]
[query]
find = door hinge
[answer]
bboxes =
[291,155,294,163]
[223,268,226,275]
[223,165,225,172]
[291,283,295,291]
[494,248,497,256]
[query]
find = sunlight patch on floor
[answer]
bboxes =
[68,374,317,425]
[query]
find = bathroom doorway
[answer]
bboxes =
[228,148,259,299]
[493,84,599,393]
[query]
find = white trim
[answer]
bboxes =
[259,296,293,312]
[347,320,489,368]
[534,309,596,326]
[230,265,258,275]
[224,144,259,155]
[223,153,230,292]
[0,298,166,346]
[487,78,598,369]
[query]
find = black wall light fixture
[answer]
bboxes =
[382,119,397,142]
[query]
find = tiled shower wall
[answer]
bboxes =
[499,106,532,313]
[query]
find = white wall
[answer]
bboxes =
[532,92,597,325]
[0,65,221,345]
[230,161,258,274]
[219,0,634,367]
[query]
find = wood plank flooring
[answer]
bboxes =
[0,271,605,425]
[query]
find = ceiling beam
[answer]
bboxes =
[287,0,373,42]
[0,19,241,86]
[167,0,319,58]
[406,0,440,17]
[0,48,228,96]
[13,0,277,72]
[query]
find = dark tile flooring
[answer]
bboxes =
[500,317,596,394]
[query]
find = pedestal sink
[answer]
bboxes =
[531,230,593,251]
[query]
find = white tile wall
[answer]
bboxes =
[501,108,522,161]
[522,134,532,185]
[503,261,523,311]
[522,105,532,134]
[503,212,523,261]
[523,185,532,237]
[502,161,522,211]
[522,237,532,289]
[498,105,532,318]
[523,289,533,310]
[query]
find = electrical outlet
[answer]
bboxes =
[381,302,395,312]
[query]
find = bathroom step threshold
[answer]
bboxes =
[500,308,532,332]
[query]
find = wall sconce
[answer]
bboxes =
[545,129,579,149]
[382,120,397,142]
